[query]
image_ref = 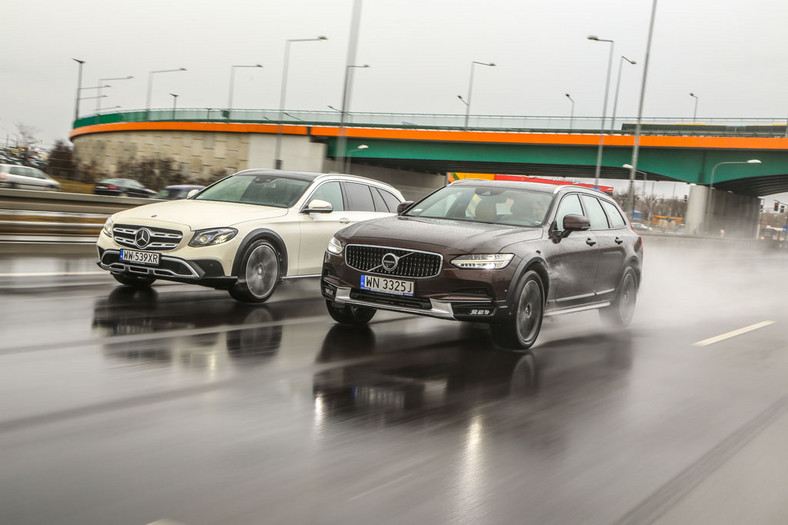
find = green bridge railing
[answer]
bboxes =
[73,109,788,137]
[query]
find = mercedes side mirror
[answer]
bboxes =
[396,201,414,215]
[305,199,333,214]
[186,189,200,199]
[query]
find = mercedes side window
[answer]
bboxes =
[600,199,627,229]
[580,195,610,230]
[379,189,402,210]
[370,186,388,212]
[343,182,376,212]
[309,181,344,211]
[554,194,584,231]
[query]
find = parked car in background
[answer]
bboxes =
[155,184,205,200]
[0,164,60,191]
[630,221,651,232]
[96,169,405,303]
[322,180,643,350]
[94,178,156,198]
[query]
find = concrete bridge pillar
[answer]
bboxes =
[685,184,759,238]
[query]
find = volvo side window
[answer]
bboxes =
[554,194,583,231]
[580,195,610,230]
[600,199,627,228]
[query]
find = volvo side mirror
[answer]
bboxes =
[396,201,414,215]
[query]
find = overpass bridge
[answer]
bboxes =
[71,109,788,236]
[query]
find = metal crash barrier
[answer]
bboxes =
[0,188,153,245]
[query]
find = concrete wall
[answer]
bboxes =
[72,130,446,200]
[247,134,326,172]
[73,131,251,181]
[321,159,446,201]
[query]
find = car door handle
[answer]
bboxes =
[339,218,350,224]
[586,238,596,246]
[614,237,624,245]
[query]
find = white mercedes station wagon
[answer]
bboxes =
[96,169,404,302]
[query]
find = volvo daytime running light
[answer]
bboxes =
[450,253,514,270]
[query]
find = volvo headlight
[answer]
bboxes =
[189,228,238,247]
[450,253,514,270]
[102,217,114,238]
[327,236,344,255]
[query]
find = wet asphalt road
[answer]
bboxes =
[1,239,787,525]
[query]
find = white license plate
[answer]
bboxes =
[360,274,414,296]
[120,249,160,266]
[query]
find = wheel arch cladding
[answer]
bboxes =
[509,256,549,307]
[232,229,289,278]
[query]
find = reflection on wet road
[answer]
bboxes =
[1,241,788,524]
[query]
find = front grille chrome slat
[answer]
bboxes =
[345,244,442,279]
[112,224,184,251]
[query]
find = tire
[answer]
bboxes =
[229,240,280,303]
[600,267,638,326]
[325,300,376,326]
[491,270,545,350]
[112,273,156,288]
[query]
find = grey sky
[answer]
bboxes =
[3,1,788,163]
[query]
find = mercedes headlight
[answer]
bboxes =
[327,236,344,255]
[102,217,114,238]
[189,228,238,247]
[450,253,514,270]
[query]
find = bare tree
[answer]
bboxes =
[15,123,39,148]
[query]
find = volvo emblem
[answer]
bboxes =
[135,228,152,249]
[381,253,399,272]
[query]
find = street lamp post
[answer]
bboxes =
[97,75,133,114]
[274,36,327,170]
[689,92,699,120]
[611,56,636,131]
[622,164,648,195]
[73,58,85,121]
[565,93,575,131]
[146,68,187,116]
[588,35,615,187]
[345,144,368,174]
[705,159,761,234]
[170,93,178,113]
[228,64,263,113]
[458,61,495,130]
[336,64,370,172]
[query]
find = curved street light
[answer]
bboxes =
[689,92,699,121]
[565,93,575,131]
[705,159,761,233]
[73,58,86,121]
[345,144,368,174]
[274,36,327,170]
[97,75,133,114]
[611,56,636,131]
[459,61,495,130]
[228,64,263,111]
[146,68,187,114]
[588,35,615,186]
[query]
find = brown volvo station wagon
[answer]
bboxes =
[321,180,643,349]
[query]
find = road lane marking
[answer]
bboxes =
[692,321,775,347]
[347,473,414,502]
[0,270,106,277]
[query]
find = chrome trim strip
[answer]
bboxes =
[281,274,321,280]
[543,301,610,317]
[99,249,200,279]
[554,292,596,303]
[333,287,455,320]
